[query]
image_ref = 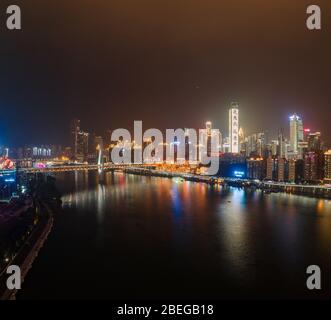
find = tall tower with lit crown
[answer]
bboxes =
[289,113,303,155]
[229,102,239,154]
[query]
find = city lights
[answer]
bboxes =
[1,0,331,305]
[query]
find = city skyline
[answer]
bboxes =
[1,107,328,151]
[2,103,331,185]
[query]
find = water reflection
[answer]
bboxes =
[20,171,331,299]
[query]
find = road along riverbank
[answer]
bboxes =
[0,200,55,300]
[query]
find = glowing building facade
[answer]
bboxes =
[229,103,239,154]
[289,113,304,156]
[324,150,331,184]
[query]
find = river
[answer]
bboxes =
[18,171,331,299]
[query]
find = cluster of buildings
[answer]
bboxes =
[1,103,331,185]
[224,104,330,184]
[67,105,331,184]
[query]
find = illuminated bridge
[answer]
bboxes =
[17,163,156,174]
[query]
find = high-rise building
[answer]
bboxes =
[324,150,331,184]
[71,118,81,157]
[239,127,245,153]
[288,159,296,182]
[229,102,239,154]
[222,137,230,153]
[277,158,289,182]
[245,134,257,157]
[308,132,322,152]
[76,131,89,162]
[245,132,266,158]
[304,151,324,183]
[70,119,89,162]
[278,129,288,159]
[288,159,305,183]
[270,140,278,157]
[87,135,104,164]
[247,157,266,180]
[256,132,265,157]
[266,156,277,181]
[303,128,311,141]
[289,113,304,156]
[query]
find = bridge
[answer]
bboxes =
[7,164,331,199]
[17,163,156,174]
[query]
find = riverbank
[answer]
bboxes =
[0,174,62,300]
[0,200,54,300]
[124,167,222,184]
[123,167,331,199]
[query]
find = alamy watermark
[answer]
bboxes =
[0,5,323,31]
[6,265,21,290]
[109,121,221,175]
[306,5,321,30]
[4,5,21,30]
[306,265,321,290]
[3,264,322,292]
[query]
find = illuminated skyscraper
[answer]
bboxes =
[289,113,304,155]
[229,102,239,154]
[324,150,331,184]
[304,151,324,183]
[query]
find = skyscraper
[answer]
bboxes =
[324,150,331,184]
[308,132,322,152]
[278,129,287,159]
[289,113,304,156]
[229,102,239,154]
[277,157,289,182]
[246,157,266,180]
[304,151,324,183]
[71,118,81,157]
[70,118,89,162]
[76,131,89,163]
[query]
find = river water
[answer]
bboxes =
[18,171,331,299]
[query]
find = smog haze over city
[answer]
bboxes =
[0,0,331,146]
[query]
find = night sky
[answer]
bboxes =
[0,0,330,146]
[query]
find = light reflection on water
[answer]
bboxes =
[19,171,331,299]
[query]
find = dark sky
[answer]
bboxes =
[0,0,330,146]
